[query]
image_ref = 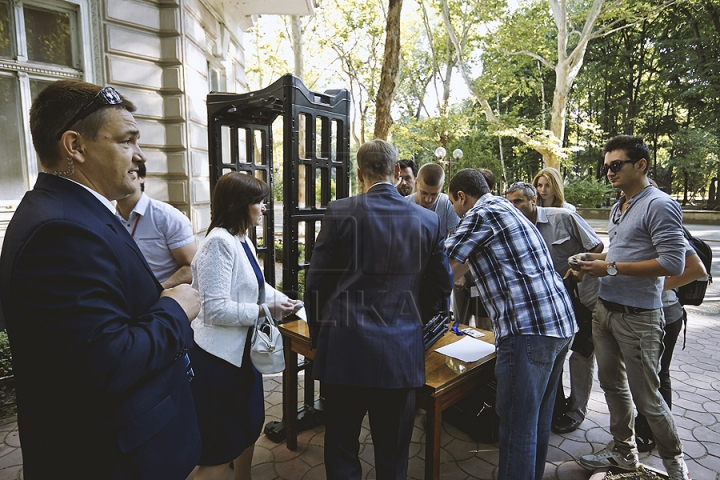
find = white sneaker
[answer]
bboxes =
[663,456,691,480]
[579,441,639,471]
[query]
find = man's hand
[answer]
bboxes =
[577,259,610,278]
[563,268,585,282]
[161,284,200,322]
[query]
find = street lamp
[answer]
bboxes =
[446,148,463,179]
[434,147,447,161]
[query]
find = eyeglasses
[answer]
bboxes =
[55,86,123,140]
[601,159,637,176]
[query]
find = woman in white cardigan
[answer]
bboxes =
[190,172,301,480]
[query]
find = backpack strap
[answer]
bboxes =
[682,307,688,350]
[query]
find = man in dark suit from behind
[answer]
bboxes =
[305,139,453,480]
[0,80,201,479]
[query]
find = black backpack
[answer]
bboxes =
[677,227,713,306]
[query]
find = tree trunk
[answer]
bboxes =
[374,0,403,140]
[545,0,604,167]
[291,16,304,80]
[548,84,568,169]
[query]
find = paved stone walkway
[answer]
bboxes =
[0,305,718,479]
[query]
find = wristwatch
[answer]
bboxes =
[606,262,618,276]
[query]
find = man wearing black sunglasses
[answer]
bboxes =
[0,80,201,479]
[572,135,690,480]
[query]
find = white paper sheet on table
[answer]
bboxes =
[435,336,496,363]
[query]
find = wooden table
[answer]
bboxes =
[278,320,497,480]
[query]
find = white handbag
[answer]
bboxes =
[250,304,285,374]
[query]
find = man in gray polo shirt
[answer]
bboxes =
[116,162,196,288]
[573,135,689,480]
[505,181,603,434]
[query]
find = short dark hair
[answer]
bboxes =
[357,139,397,181]
[449,168,490,199]
[477,168,495,191]
[207,172,270,236]
[603,135,651,172]
[30,80,136,170]
[417,163,445,187]
[398,159,418,178]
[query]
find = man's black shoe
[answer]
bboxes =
[636,433,656,452]
[551,414,581,434]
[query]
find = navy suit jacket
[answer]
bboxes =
[0,174,201,479]
[305,183,453,389]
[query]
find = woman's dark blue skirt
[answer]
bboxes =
[189,340,265,466]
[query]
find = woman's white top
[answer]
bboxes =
[191,227,287,367]
[562,201,577,212]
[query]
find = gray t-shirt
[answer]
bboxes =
[534,206,602,310]
[600,185,685,309]
[406,192,460,238]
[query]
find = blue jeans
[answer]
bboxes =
[495,334,571,480]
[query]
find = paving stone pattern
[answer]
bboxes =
[0,307,719,479]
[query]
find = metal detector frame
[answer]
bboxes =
[207,74,351,293]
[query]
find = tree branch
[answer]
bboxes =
[503,49,556,70]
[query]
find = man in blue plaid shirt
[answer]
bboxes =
[445,168,576,480]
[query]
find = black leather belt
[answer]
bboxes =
[599,298,653,314]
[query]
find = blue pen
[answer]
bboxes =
[451,322,464,336]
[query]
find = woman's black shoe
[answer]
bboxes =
[636,433,656,452]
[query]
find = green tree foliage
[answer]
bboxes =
[565,177,614,208]
[568,0,720,203]
[246,0,720,205]
[672,127,719,205]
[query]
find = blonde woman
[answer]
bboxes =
[532,167,576,212]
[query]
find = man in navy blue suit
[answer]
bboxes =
[305,139,453,480]
[0,80,201,479]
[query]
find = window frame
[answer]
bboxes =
[0,0,95,204]
[207,59,225,93]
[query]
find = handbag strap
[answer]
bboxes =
[253,303,277,343]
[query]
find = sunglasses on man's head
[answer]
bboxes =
[601,159,638,176]
[55,86,124,140]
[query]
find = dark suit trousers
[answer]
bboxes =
[322,383,416,480]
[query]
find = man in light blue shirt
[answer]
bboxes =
[574,135,690,480]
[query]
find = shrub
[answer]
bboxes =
[0,331,13,377]
[565,177,614,208]
[273,240,305,263]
